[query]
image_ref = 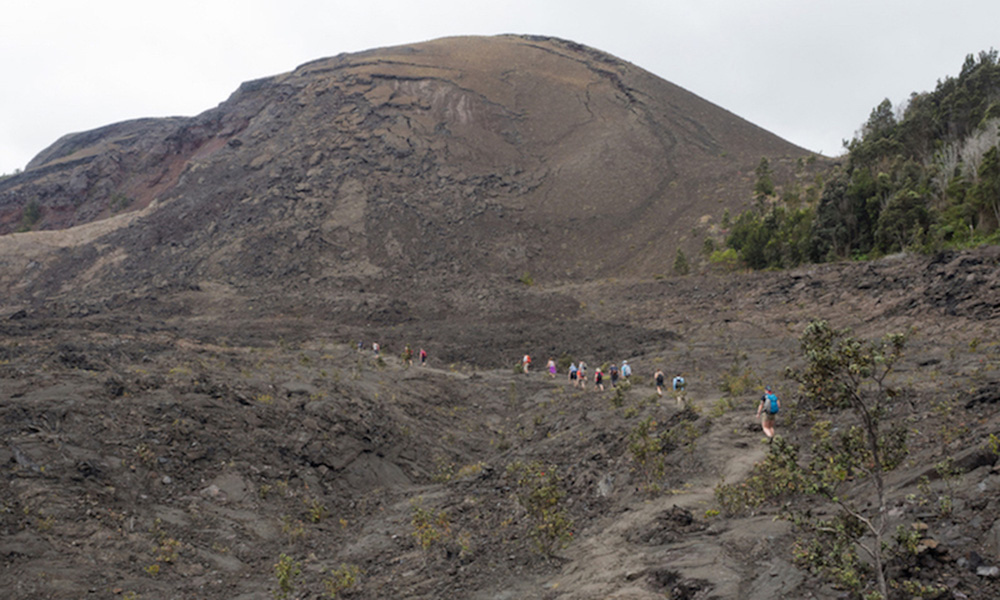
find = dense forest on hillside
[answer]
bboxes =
[721,49,1000,270]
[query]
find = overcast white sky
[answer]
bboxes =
[2,0,998,174]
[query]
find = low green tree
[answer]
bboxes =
[715,321,909,599]
[17,200,42,232]
[505,461,574,556]
[273,553,301,599]
[874,189,930,252]
[788,321,909,599]
[672,248,690,275]
[971,145,1000,231]
[754,156,775,199]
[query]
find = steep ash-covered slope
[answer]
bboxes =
[0,35,815,307]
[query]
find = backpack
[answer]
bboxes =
[673,376,685,390]
[765,392,779,414]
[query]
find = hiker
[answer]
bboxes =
[578,361,587,389]
[357,340,363,352]
[419,347,427,366]
[569,362,578,387]
[403,345,414,367]
[654,368,665,397]
[372,342,380,356]
[594,367,604,391]
[756,386,780,440]
[522,354,531,374]
[621,360,632,379]
[546,357,557,378]
[672,374,686,405]
[609,362,619,387]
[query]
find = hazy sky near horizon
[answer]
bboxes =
[2,0,998,174]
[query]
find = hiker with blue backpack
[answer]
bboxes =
[672,374,686,405]
[756,386,780,441]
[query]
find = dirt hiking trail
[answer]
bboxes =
[547,391,774,599]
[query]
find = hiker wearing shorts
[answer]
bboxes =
[522,354,531,374]
[419,348,427,366]
[756,386,780,440]
[578,361,587,389]
[654,369,665,397]
[594,367,604,391]
[569,363,578,386]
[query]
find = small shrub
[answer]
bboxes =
[505,461,574,555]
[628,417,666,489]
[610,384,627,408]
[35,512,55,531]
[708,247,740,270]
[280,515,306,540]
[323,563,361,598]
[455,462,485,479]
[709,395,739,417]
[155,537,181,563]
[673,248,691,275]
[273,553,301,599]
[134,443,155,465]
[109,193,133,213]
[660,419,702,453]
[411,499,451,549]
[719,354,759,398]
[986,433,1000,456]
[17,200,42,232]
[305,497,329,523]
[791,512,868,595]
[714,437,807,516]
[432,456,455,482]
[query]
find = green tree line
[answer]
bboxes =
[721,49,1000,270]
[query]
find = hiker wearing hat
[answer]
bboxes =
[756,386,780,441]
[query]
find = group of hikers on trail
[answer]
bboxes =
[565,359,630,391]
[523,355,689,403]
[652,368,687,405]
[360,341,428,368]
[521,353,781,442]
